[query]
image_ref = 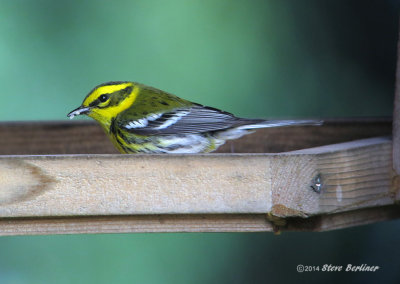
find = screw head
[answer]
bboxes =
[310,174,323,193]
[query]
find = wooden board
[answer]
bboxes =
[1,205,400,236]
[0,118,391,155]
[393,22,400,179]
[0,135,398,235]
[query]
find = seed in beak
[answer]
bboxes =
[67,107,90,119]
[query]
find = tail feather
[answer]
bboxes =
[236,119,323,130]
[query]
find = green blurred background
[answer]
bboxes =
[0,0,399,283]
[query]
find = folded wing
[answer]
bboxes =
[120,105,262,135]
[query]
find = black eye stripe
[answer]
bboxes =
[99,94,109,102]
[90,86,131,108]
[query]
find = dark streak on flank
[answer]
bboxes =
[110,118,117,135]
[118,128,148,144]
[115,132,128,152]
[121,144,133,153]
[163,144,182,151]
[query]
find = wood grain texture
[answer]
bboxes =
[0,137,396,219]
[286,205,400,232]
[0,205,399,236]
[271,137,397,217]
[0,155,272,216]
[0,119,391,155]
[0,215,274,236]
[0,119,397,235]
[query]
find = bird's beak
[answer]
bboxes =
[67,106,91,119]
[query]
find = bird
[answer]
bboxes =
[67,81,321,154]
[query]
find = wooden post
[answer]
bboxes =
[394,22,400,173]
[392,20,400,201]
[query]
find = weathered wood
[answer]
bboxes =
[273,137,397,216]
[0,121,119,155]
[0,215,273,236]
[0,119,391,155]
[286,205,400,232]
[0,205,399,236]
[0,137,396,221]
[0,118,397,235]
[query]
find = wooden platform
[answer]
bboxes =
[0,119,398,235]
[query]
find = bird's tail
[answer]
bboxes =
[214,119,322,142]
[236,119,323,130]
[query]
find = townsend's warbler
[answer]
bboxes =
[67,81,320,154]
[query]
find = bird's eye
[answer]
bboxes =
[99,94,109,102]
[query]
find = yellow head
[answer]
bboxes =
[68,81,139,127]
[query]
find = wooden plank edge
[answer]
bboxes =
[0,205,399,236]
[285,204,400,232]
[0,135,396,219]
[393,19,400,175]
[288,136,391,154]
[0,118,392,155]
[0,214,274,236]
[0,136,392,158]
